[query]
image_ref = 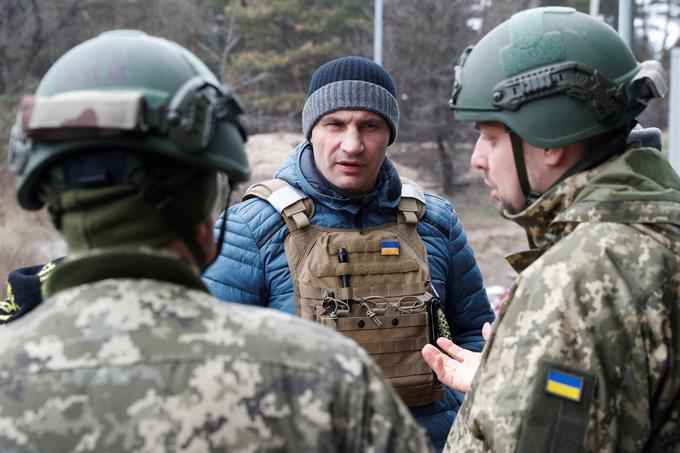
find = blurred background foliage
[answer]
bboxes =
[0,0,676,189]
[0,0,677,296]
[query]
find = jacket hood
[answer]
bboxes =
[274,140,402,215]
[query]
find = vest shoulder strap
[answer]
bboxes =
[398,177,427,224]
[243,177,427,229]
[243,179,314,231]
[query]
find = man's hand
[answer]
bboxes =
[421,322,491,392]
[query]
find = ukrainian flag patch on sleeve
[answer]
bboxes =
[380,240,399,256]
[546,369,584,402]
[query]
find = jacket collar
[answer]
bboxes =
[275,140,402,214]
[43,248,208,299]
[503,146,680,272]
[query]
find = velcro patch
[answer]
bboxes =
[516,359,594,452]
[381,241,399,256]
[546,369,583,402]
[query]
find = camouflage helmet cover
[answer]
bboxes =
[449,7,667,148]
[9,30,251,210]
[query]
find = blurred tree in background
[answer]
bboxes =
[0,0,676,185]
[220,0,373,131]
[383,0,478,193]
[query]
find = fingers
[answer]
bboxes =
[436,337,454,350]
[422,344,445,375]
[436,337,466,362]
[482,322,492,342]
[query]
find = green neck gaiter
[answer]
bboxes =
[44,165,217,269]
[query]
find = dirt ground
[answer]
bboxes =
[0,132,526,300]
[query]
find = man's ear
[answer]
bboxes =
[543,147,567,167]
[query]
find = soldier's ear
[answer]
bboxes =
[543,147,566,167]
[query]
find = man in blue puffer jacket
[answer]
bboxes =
[204,55,495,451]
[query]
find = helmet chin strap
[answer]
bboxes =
[507,129,541,207]
[213,179,233,264]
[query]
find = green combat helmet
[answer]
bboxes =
[7,30,251,269]
[449,7,667,204]
[9,29,251,210]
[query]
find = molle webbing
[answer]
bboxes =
[244,178,444,407]
[316,260,419,277]
[326,311,428,332]
[317,300,443,406]
[360,336,430,355]
[299,282,428,303]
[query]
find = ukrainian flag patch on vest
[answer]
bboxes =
[380,240,399,256]
[546,369,583,402]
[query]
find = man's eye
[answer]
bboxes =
[481,135,496,145]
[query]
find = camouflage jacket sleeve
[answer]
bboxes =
[446,222,680,452]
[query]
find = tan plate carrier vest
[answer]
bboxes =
[244,178,444,407]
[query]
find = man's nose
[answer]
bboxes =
[470,138,487,170]
[341,127,363,154]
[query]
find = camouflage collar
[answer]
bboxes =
[502,147,680,272]
[43,248,208,299]
[503,166,598,253]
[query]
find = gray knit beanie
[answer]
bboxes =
[302,56,399,145]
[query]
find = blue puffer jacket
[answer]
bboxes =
[204,141,495,451]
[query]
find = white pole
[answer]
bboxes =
[618,0,633,50]
[590,0,600,16]
[374,0,383,66]
[669,48,680,175]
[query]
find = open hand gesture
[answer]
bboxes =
[421,322,491,392]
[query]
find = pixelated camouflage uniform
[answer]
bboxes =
[446,145,680,452]
[0,248,432,452]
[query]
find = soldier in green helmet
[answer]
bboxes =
[0,30,431,452]
[423,6,680,452]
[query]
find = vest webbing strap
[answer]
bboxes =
[398,196,420,224]
[327,239,396,254]
[398,177,426,224]
[285,201,311,229]
[299,282,428,300]
[380,361,433,379]
[316,260,419,277]
[244,177,426,231]
[396,383,441,397]
[333,312,428,332]
[358,336,430,355]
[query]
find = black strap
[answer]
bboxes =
[214,179,233,261]
[508,130,541,206]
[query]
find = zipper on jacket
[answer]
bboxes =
[355,208,364,234]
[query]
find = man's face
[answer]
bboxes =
[470,121,527,214]
[310,109,390,194]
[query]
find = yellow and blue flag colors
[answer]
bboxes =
[546,369,584,402]
[380,240,399,256]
